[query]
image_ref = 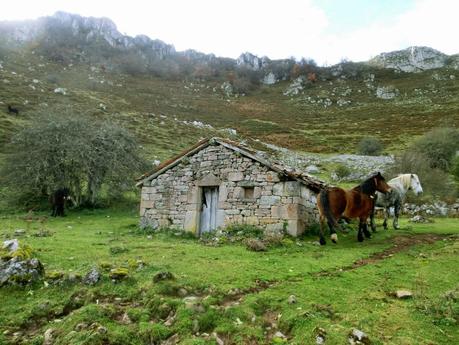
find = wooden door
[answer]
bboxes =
[199,187,219,234]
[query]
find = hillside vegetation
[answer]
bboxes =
[0,13,458,163]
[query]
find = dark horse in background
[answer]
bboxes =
[50,188,71,217]
[7,105,19,115]
[317,172,391,245]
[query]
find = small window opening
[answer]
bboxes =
[244,187,255,199]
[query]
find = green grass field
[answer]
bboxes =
[0,208,458,345]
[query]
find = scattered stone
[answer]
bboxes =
[14,229,26,236]
[192,319,199,333]
[315,327,327,344]
[409,215,433,223]
[245,238,267,252]
[183,296,205,312]
[2,239,19,252]
[178,288,188,297]
[393,290,413,299]
[75,322,89,331]
[153,270,175,282]
[348,328,371,345]
[120,312,132,324]
[54,87,67,95]
[164,311,176,326]
[287,295,297,304]
[45,270,65,284]
[43,328,56,345]
[97,326,108,334]
[0,257,44,286]
[221,81,233,97]
[99,262,113,271]
[109,267,129,282]
[83,267,101,285]
[275,331,286,338]
[263,72,277,85]
[212,332,225,345]
[161,333,180,345]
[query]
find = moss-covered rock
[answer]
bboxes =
[153,270,175,283]
[109,267,129,281]
[45,270,64,281]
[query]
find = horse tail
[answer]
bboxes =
[320,189,336,228]
[318,188,338,244]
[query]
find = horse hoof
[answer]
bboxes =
[330,234,338,243]
[358,234,364,242]
[319,238,326,245]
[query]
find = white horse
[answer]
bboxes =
[370,174,423,230]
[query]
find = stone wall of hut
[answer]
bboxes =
[140,143,319,236]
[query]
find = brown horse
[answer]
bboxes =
[317,172,391,245]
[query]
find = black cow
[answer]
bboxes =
[50,188,71,217]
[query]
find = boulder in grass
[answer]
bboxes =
[0,256,44,286]
[83,267,101,285]
[109,267,129,282]
[393,290,413,299]
[2,239,19,252]
[153,271,175,283]
[348,328,371,345]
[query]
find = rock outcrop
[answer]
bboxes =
[369,46,448,73]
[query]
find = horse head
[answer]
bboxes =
[409,174,423,195]
[373,172,391,194]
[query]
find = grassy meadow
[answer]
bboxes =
[0,208,458,345]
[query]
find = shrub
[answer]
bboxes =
[452,156,459,182]
[1,108,147,208]
[334,164,351,179]
[412,128,459,171]
[357,137,383,156]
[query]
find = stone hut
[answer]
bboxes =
[136,138,326,237]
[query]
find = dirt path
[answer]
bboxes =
[315,233,454,277]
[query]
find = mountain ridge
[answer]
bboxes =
[1,11,457,73]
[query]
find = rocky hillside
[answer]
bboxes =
[0,12,458,162]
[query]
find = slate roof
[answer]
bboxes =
[136,137,327,192]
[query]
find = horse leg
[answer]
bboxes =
[319,215,327,245]
[357,222,364,242]
[362,219,372,239]
[393,202,401,229]
[370,208,377,233]
[383,207,389,230]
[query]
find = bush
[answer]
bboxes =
[334,164,351,179]
[452,156,459,182]
[412,128,459,171]
[357,137,383,155]
[1,108,147,208]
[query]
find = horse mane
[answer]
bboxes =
[391,174,412,190]
[355,175,378,195]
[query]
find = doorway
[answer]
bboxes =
[199,186,219,234]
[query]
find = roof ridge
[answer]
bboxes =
[136,137,327,191]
